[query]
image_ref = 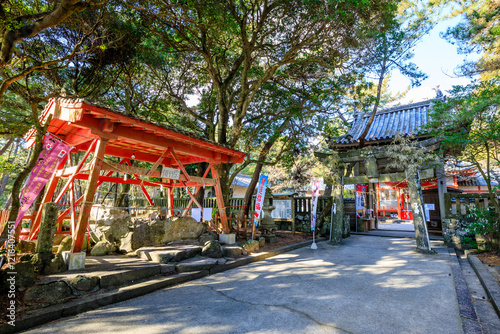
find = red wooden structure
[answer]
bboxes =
[24,98,246,253]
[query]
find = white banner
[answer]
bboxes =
[311,179,321,231]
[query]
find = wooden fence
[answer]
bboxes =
[443,193,496,220]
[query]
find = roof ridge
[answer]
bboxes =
[360,99,433,118]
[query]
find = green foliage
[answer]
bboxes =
[440,0,500,76]
[460,236,478,250]
[385,134,437,175]
[466,205,499,235]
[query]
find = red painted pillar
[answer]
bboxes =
[168,187,175,216]
[71,139,107,253]
[210,164,229,234]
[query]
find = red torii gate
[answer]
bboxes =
[24,98,246,253]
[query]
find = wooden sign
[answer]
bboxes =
[161,167,181,180]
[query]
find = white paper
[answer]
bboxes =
[203,208,213,221]
[424,203,435,211]
[192,208,201,222]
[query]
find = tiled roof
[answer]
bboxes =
[232,174,252,187]
[333,99,436,148]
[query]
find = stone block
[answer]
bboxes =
[63,252,86,270]
[202,240,222,258]
[159,264,177,275]
[219,233,236,245]
[176,257,218,273]
[222,246,243,258]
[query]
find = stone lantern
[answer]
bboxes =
[258,191,278,244]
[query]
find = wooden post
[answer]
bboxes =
[291,195,296,234]
[406,169,434,253]
[167,186,174,216]
[436,160,447,232]
[330,167,344,244]
[210,164,229,234]
[71,139,107,253]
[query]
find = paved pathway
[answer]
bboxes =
[25,235,462,334]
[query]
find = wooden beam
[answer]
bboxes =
[210,164,229,234]
[71,138,108,253]
[99,161,216,185]
[54,138,97,203]
[169,148,191,181]
[147,149,169,176]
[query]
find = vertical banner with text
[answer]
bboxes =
[14,134,71,230]
[253,174,268,227]
[355,184,368,218]
[310,179,321,231]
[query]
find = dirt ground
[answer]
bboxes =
[473,251,500,266]
[255,230,313,252]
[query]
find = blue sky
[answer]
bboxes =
[389,16,481,104]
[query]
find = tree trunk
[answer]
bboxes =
[0,102,47,242]
[0,138,14,156]
[195,162,209,206]
[358,59,386,149]
[0,138,20,197]
[406,169,434,253]
[242,118,292,217]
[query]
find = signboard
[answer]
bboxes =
[161,166,181,179]
[253,174,268,226]
[271,199,292,219]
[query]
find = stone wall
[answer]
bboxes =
[442,218,475,250]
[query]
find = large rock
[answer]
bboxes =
[30,252,54,274]
[93,208,132,245]
[120,217,207,252]
[43,253,67,275]
[53,234,68,246]
[0,261,36,289]
[201,240,222,258]
[16,240,36,253]
[24,281,72,305]
[67,275,100,292]
[240,240,259,253]
[57,235,88,253]
[90,240,114,256]
[198,231,218,245]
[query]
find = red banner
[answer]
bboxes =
[14,134,71,230]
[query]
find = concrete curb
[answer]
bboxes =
[447,249,482,334]
[1,238,323,333]
[468,255,500,318]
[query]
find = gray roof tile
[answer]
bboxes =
[333,99,435,148]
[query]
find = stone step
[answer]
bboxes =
[137,245,203,264]
[175,257,220,273]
